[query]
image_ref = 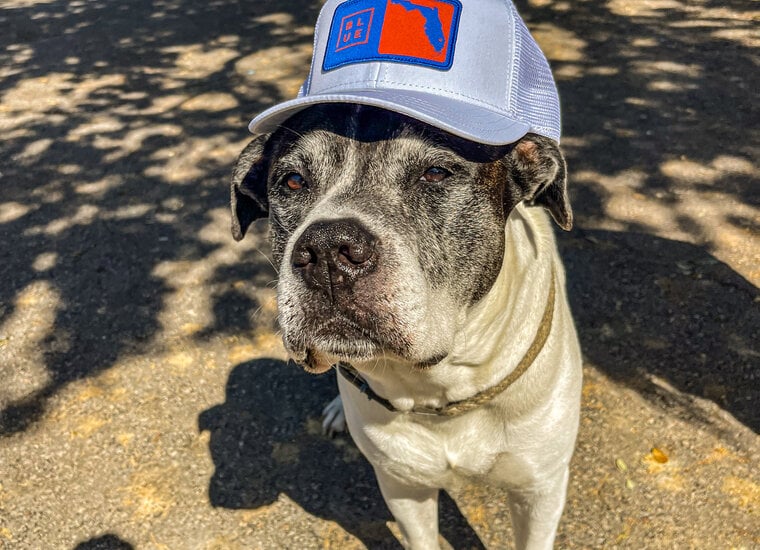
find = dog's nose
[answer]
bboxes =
[291,218,377,295]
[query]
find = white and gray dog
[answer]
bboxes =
[230,0,582,548]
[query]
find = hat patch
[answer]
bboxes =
[323,0,461,71]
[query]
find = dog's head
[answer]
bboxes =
[231,104,570,373]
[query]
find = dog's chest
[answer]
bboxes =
[350,410,520,488]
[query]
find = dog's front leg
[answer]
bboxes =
[507,466,570,550]
[374,468,441,550]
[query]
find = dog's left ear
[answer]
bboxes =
[506,133,572,231]
[230,134,271,241]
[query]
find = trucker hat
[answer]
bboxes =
[248,0,560,145]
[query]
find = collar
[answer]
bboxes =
[337,269,556,417]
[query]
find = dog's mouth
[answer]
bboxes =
[280,287,449,372]
[298,348,336,374]
[283,314,383,373]
[286,325,448,374]
[292,346,447,375]
[293,343,378,375]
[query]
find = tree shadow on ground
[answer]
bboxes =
[0,0,318,435]
[1,0,755,445]
[199,358,486,549]
[559,228,758,433]
[510,0,759,433]
[513,0,758,232]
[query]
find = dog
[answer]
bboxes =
[230,1,582,548]
[230,103,582,549]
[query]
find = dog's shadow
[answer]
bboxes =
[198,358,486,549]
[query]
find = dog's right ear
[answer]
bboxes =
[506,134,573,231]
[231,134,270,241]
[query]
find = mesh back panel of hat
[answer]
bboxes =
[508,2,561,142]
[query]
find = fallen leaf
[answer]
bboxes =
[651,447,669,463]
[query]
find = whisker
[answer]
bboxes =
[253,246,278,273]
[273,123,306,140]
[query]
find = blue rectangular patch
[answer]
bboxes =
[323,0,461,71]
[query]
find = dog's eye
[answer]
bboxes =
[284,173,307,191]
[420,167,451,184]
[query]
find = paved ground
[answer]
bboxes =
[0,0,758,548]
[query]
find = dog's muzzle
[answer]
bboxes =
[291,218,378,300]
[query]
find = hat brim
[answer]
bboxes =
[248,89,531,146]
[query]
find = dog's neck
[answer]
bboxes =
[350,204,558,412]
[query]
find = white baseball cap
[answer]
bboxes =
[248,0,560,145]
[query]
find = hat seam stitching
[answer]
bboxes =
[505,0,517,118]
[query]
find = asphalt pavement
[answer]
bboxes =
[0,0,758,548]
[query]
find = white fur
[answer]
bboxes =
[330,204,582,549]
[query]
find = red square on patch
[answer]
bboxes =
[378,0,457,63]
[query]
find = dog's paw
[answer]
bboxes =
[322,395,346,436]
